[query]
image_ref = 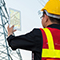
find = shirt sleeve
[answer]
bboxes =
[7,28,42,52]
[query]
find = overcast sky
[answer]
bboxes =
[5,0,48,60]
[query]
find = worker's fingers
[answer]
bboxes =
[11,25,14,29]
[7,25,9,29]
[7,25,17,32]
[12,25,14,28]
[13,30,17,32]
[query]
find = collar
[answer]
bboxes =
[47,24,60,30]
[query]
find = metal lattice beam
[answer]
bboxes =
[0,0,22,60]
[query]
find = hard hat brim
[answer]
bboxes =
[41,8,44,11]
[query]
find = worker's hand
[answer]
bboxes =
[7,25,16,37]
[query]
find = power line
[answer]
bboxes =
[41,0,46,4]
[37,0,44,7]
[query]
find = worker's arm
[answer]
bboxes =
[7,29,34,50]
[7,25,42,52]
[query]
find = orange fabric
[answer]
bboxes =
[46,59,58,60]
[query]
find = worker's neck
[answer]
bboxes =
[45,22,59,28]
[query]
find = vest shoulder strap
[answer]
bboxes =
[42,28,60,58]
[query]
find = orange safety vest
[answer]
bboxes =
[40,27,60,60]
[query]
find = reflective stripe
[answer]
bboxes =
[43,28,54,50]
[42,28,60,58]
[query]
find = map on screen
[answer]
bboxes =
[9,8,21,30]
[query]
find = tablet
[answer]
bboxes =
[9,8,21,30]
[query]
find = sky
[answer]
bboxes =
[5,0,48,60]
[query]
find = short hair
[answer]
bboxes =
[43,11,60,24]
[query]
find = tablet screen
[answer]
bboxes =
[9,8,21,30]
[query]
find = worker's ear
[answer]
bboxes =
[44,14,49,22]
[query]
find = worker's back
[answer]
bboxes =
[40,26,60,60]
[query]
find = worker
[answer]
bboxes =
[7,0,60,60]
